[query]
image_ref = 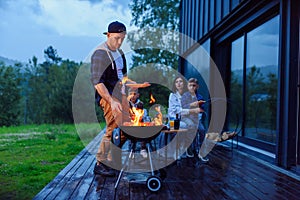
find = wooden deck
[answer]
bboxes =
[34,131,300,200]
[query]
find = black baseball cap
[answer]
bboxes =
[103,21,126,35]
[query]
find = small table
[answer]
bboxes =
[161,128,188,164]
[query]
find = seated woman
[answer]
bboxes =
[158,76,203,159]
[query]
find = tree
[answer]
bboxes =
[127,0,181,110]
[128,0,181,69]
[0,62,22,126]
[44,46,62,64]
[127,63,176,109]
[26,47,80,124]
[266,73,278,131]
[229,71,243,130]
[46,60,79,123]
[245,66,264,127]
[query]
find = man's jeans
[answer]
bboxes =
[96,98,126,170]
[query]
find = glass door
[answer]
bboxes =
[229,15,280,144]
[245,16,279,143]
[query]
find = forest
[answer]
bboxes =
[0,46,81,126]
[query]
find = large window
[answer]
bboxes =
[230,15,279,144]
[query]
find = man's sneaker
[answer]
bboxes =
[198,155,209,163]
[186,149,194,158]
[93,163,116,177]
[140,149,148,158]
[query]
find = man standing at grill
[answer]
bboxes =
[91,21,129,177]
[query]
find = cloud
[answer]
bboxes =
[35,0,132,37]
[0,0,132,62]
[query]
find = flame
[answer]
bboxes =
[153,105,163,125]
[121,76,134,84]
[122,76,128,84]
[149,93,156,104]
[130,107,144,126]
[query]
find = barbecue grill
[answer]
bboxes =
[114,124,165,192]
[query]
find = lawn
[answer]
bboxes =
[0,123,103,200]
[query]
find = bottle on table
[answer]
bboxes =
[174,113,180,130]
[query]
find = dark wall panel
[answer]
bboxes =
[223,0,230,17]
[181,0,245,52]
[188,0,192,39]
[232,0,240,10]
[210,0,215,30]
[204,0,209,34]
[199,0,204,38]
[195,0,200,40]
[215,0,222,24]
[192,0,196,40]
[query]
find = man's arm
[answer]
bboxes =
[94,83,122,113]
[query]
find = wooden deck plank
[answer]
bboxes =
[114,178,130,200]
[32,147,90,200]
[70,163,96,199]
[85,175,105,199]
[33,132,101,200]
[99,177,117,200]
[34,130,300,200]
[44,151,91,200]
[214,146,300,199]
[62,154,95,199]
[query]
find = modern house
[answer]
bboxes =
[179,0,299,170]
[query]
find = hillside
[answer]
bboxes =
[232,65,278,83]
[0,56,21,66]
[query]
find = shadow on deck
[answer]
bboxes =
[34,130,300,200]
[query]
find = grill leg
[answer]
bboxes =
[147,143,155,176]
[114,141,135,190]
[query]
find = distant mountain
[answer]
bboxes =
[232,65,278,83]
[0,56,21,66]
[255,65,278,77]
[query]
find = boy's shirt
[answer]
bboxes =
[181,91,205,124]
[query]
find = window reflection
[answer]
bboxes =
[229,36,244,132]
[230,15,279,143]
[245,16,279,143]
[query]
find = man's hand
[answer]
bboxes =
[95,83,123,114]
[111,99,122,114]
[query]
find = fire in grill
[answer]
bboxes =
[120,91,164,141]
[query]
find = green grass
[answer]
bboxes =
[0,123,104,200]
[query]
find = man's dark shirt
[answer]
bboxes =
[91,46,127,104]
